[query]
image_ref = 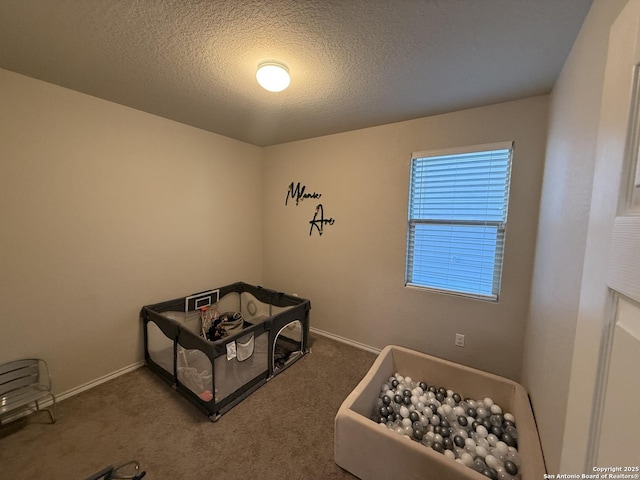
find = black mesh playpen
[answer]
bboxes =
[141,282,310,421]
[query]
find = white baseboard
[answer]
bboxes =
[310,327,381,355]
[1,361,145,425]
[56,360,145,402]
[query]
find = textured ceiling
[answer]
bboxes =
[0,0,593,146]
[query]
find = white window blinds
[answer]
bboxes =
[406,142,513,301]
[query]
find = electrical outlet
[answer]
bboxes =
[455,333,465,347]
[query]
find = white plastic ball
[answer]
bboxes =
[460,452,474,467]
[484,397,494,408]
[495,441,509,455]
[400,406,409,418]
[490,404,503,414]
[504,412,515,422]
[485,454,500,469]
[476,425,488,437]
[444,449,456,461]
[475,445,488,458]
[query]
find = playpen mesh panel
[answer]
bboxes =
[274,320,304,372]
[163,310,200,335]
[147,321,174,375]
[214,331,268,401]
[177,346,214,402]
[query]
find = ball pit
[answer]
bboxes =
[335,345,545,480]
[370,372,522,479]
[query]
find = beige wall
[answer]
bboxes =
[0,69,263,395]
[262,96,549,381]
[521,0,630,472]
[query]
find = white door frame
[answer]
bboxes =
[561,0,640,471]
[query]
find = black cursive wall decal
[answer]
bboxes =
[285,182,321,206]
[309,204,335,236]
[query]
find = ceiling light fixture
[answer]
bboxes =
[256,61,290,92]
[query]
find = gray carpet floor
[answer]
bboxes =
[0,334,377,480]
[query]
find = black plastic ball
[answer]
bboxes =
[391,379,399,388]
[419,382,428,391]
[394,394,403,404]
[434,425,441,435]
[402,396,411,406]
[432,442,445,454]
[453,435,465,448]
[503,419,516,428]
[436,392,445,402]
[490,425,503,437]
[504,460,518,475]
[403,389,412,397]
[482,468,497,479]
[452,392,462,403]
[413,428,424,441]
[428,386,437,393]
[437,387,447,395]
[429,404,438,414]
[481,418,492,430]
[382,395,391,406]
[440,419,450,428]
[442,436,453,450]
[440,427,451,438]
[409,411,419,423]
[502,433,517,448]
[467,407,477,418]
[379,406,389,417]
[458,416,468,427]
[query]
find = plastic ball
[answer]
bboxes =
[460,452,474,467]
[503,413,515,423]
[490,404,503,414]
[482,468,498,479]
[400,406,410,418]
[504,460,518,475]
[502,433,517,448]
[430,415,441,426]
[495,441,509,456]
[476,445,488,458]
[485,454,500,469]
[432,442,445,454]
[444,449,456,461]
[413,428,424,441]
[476,425,488,437]
[443,437,454,450]
[505,425,518,439]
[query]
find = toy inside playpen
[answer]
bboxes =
[141,282,310,421]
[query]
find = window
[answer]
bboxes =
[405,142,513,301]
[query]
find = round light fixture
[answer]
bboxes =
[256,62,290,92]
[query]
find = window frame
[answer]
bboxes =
[405,141,514,302]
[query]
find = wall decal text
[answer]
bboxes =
[285,182,321,206]
[309,204,335,236]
